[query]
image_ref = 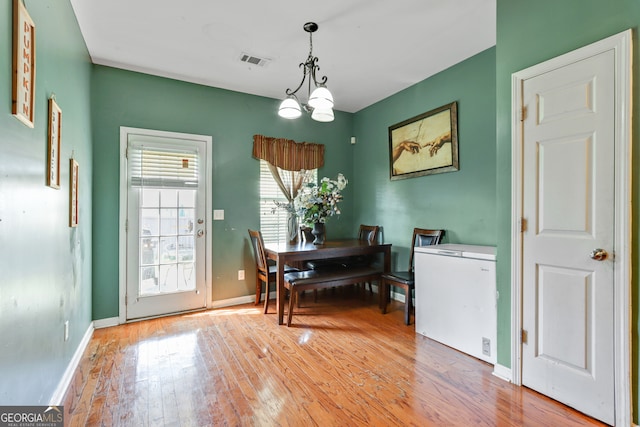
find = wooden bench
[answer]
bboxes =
[283,266,382,326]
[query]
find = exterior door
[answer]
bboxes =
[123,129,210,320]
[520,49,615,423]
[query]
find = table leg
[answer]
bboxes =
[276,258,285,325]
[381,247,391,311]
[383,246,391,273]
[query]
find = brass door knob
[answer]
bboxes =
[590,248,608,261]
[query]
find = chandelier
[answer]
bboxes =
[278,22,334,122]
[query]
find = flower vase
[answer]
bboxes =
[311,222,325,245]
[287,212,299,244]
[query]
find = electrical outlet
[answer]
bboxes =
[238,270,245,280]
[482,337,490,356]
[64,321,69,342]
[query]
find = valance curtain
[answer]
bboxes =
[253,135,324,242]
[252,134,324,171]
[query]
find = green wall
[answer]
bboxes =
[495,0,640,420]
[90,66,355,319]
[352,48,497,268]
[0,0,93,404]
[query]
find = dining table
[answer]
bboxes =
[264,239,392,325]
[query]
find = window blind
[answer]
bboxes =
[129,145,199,188]
[259,160,316,243]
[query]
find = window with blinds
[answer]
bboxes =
[128,145,199,188]
[259,160,316,243]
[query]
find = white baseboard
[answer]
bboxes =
[93,316,120,329]
[50,321,94,405]
[210,294,255,309]
[492,363,512,382]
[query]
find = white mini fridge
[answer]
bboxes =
[414,244,497,364]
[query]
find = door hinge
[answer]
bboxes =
[521,329,528,344]
[125,295,128,306]
[520,218,528,232]
[520,106,527,122]
[125,219,128,232]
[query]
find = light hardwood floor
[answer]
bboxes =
[63,290,606,426]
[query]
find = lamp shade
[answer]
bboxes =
[308,86,334,110]
[278,97,302,119]
[311,107,334,122]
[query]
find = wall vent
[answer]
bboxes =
[239,53,270,67]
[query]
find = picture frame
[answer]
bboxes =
[388,101,459,180]
[69,159,79,227]
[12,0,36,128]
[47,97,61,189]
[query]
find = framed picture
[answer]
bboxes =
[69,159,79,227]
[388,101,459,180]
[12,0,36,128]
[47,97,61,189]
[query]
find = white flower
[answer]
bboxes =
[294,173,348,226]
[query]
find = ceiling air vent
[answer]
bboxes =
[239,53,270,67]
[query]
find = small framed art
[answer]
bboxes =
[69,159,79,227]
[12,0,36,128]
[388,101,459,180]
[47,97,61,189]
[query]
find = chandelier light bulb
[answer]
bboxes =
[278,97,302,119]
[311,107,334,122]
[308,86,334,110]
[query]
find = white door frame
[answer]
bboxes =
[118,126,213,324]
[510,29,632,425]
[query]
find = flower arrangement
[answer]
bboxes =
[295,173,348,225]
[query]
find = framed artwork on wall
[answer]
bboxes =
[69,159,79,227]
[12,0,36,128]
[388,101,459,180]
[47,97,61,189]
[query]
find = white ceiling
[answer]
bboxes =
[69,0,496,113]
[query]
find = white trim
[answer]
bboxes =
[49,322,94,405]
[210,295,256,309]
[93,317,120,329]
[492,363,512,383]
[119,127,213,321]
[510,29,632,426]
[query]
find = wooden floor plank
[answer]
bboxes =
[64,293,607,426]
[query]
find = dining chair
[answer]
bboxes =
[299,225,314,243]
[306,224,380,269]
[351,224,380,294]
[248,229,296,314]
[381,228,444,325]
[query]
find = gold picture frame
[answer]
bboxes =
[12,0,36,128]
[47,97,61,189]
[69,159,79,227]
[388,101,459,180]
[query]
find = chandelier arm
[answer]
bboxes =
[285,62,311,97]
[310,61,328,87]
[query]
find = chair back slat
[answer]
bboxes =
[299,225,314,243]
[409,228,445,271]
[358,224,380,244]
[248,229,268,273]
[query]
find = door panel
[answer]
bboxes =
[125,134,208,320]
[521,50,614,424]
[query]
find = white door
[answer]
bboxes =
[123,129,210,320]
[520,50,615,423]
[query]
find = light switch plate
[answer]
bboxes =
[213,209,224,220]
